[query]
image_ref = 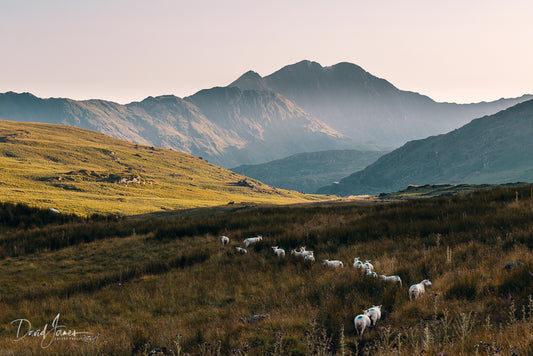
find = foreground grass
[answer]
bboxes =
[0,120,325,216]
[0,185,532,354]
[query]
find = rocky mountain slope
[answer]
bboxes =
[0,90,351,168]
[230,60,533,148]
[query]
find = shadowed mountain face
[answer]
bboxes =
[232,149,387,193]
[230,60,533,148]
[317,99,533,196]
[0,90,353,168]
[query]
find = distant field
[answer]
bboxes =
[0,120,328,215]
[0,185,531,354]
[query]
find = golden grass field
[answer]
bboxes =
[0,185,531,355]
[0,120,328,216]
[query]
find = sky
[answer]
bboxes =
[1,0,532,104]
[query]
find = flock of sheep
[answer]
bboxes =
[219,234,433,338]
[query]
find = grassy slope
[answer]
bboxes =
[0,120,325,215]
[0,185,531,355]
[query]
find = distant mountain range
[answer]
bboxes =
[232,149,387,193]
[318,99,533,196]
[0,89,353,168]
[230,60,533,148]
[1,60,531,171]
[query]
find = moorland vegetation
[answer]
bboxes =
[0,185,532,355]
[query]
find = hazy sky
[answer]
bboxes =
[1,0,532,104]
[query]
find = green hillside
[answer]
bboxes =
[0,120,326,215]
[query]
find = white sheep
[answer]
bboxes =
[291,247,313,258]
[235,247,247,254]
[272,246,285,258]
[363,305,382,326]
[300,250,314,257]
[366,270,378,277]
[304,254,315,262]
[363,260,374,273]
[243,235,262,248]
[354,314,372,338]
[409,279,432,301]
[381,275,402,286]
[353,257,365,270]
[220,235,230,247]
[322,260,344,268]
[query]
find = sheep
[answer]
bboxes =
[300,250,314,257]
[380,275,402,286]
[49,208,60,214]
[243,235,262,248]
[291,249,304,257]
[366,270,378,278]
[363,305,382,326]
[291,248,313,258]
[235,247,247,254]
[353,257,365,270]
[354,314,372,338]
[363,260,374,273]
[322,260,344,268]
[272,246,285,258]
[409,279,432,301]
[220,235,230,247]
[304,254,315,262]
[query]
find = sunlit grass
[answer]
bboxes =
[0,120,329,215]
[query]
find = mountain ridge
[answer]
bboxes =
[0,89,352,168]
[229,60,533,148]
[317,99,533,196]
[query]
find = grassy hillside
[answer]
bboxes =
[0,185,531,354]
[0,120,325,215]
[232,149,387,193]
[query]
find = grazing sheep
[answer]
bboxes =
[235,247,247,254]
[304,254,315,262]
[291,246,314,258]
[300,250,314,257]
[291,249,303,257]
[381,275,402,286]
[354,314,372,338]
[220,235,230,247]
[366,270,378,277]
[243,235,262,248]
[409,279,432,301]
[291,247,313,258]
[322,260,344,268]
[363,305,382,326]
[353,257,365,270]
[363,260,374,273]
[272,246,285,258]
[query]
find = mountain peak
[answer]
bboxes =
[228,70,270,91]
